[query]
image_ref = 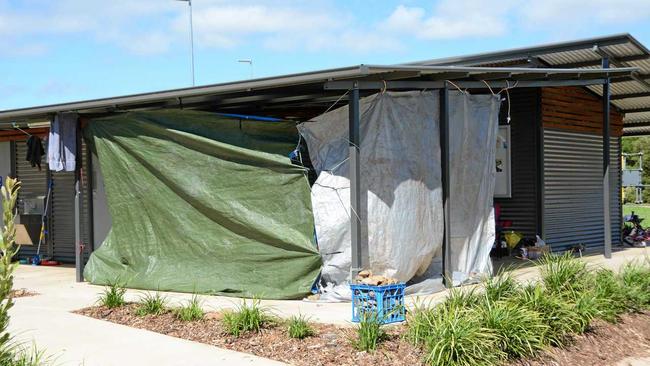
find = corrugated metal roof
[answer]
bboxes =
[0,64,634,124]
[414,33,650,135]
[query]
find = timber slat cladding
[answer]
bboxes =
[542,87,623,136]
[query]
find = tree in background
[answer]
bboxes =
[0,177,21,362]
[622,136,650,203]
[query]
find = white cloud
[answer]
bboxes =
[382,1,511,40]
[0,0,180,56]
[381,0,650,41]
[170,2,401,53]
[2,0,650,57]
[519,0,650,28]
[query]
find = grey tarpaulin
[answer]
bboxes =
[299,91,500,299]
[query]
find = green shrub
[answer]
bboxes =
[515,284,578,347]
[222,299,271,337]
[287,314,314,340]
[478,300,547,358]
[421,306,504,366]
[618,261,650,311]
[405,303,436,346]
[353,311,386,352]
[483,271,520,303]
[539,252,587,294]
[175,295,205,322]
[569,290,601,333]
[98,281,126,309]
[442,288,483,311]
[0,178,22,364]
[135,292,167,316]
[589,269,627,322]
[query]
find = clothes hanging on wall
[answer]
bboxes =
[25,135,45,170]
[48,112,78,172]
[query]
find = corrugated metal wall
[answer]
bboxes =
[494,88,541,238]
[14,141,47,259]
[13,139,91,263]
[543,129,622,251]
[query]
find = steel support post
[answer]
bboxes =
[349,82,362,279]
[86,143,94,254]
[74,122,83,282]
[440,83,452,287]
[602,57,612,259]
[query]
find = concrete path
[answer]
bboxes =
[8,246,649,365]
[10,266,285,366]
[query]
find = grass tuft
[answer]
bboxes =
[422,306,504,366]
[618,261,650,311]
[352,312,387,352]
[135,292,167,316]
[287,314,315,340]
[175,295,205,322]
[539,252,588,294]
[442,288,483,311]
[478,300,547,358]
[98,281,126,309]
[483,271,520,303]
[222,299,272,337]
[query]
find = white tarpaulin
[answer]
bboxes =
[299,91,500,297]
[448,93,500,284]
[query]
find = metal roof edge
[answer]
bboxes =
[407,33,638,66]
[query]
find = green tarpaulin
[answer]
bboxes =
[83,110,322,299]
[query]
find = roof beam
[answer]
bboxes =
[325,79,609,90]
[471,72,512,80]
[622,107,650,113]
[551,54,648,68]
[611,91,650,100]
[624,121,650,128]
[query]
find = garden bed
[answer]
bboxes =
[75,304,650,366]
[76,254,650,366]
[75,304,424,366]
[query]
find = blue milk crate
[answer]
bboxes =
[350,282,406,324]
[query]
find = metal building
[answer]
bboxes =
[0,33,648,284]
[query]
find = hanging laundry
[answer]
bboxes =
[48,112,78,172]
[25,135,45,170]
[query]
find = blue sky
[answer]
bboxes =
[1,0,650,110]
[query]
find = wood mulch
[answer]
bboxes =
[75,304,650,366]
[75,304,423,366]
[512,312,650,366]
[10,288,38,298]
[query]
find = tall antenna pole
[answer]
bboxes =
[188,0,195,86]
[176,0,195,86]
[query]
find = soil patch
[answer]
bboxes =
[10,288,37,298]
[511,312,650,366]
[75,304,423,366]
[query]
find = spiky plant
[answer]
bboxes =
[287,314,315,340]
[353,311,387,352]
[175,295,205,322]
[135,292,167,316]
[98,281,127,309]
[222,299,272,337]
[0,177,22,363]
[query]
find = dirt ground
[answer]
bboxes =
[76,305,650,366]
